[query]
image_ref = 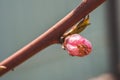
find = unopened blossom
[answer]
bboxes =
[63,34,92,57]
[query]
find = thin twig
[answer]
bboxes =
[0,0,106,76]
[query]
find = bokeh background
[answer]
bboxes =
[0,0,119,80]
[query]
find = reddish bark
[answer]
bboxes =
[0,0,106,76]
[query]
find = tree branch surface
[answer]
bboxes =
[0,0,106,76]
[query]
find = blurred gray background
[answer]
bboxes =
[0,0,119,80]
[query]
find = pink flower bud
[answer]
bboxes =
[63,34,92,57]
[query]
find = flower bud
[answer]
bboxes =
[63,34,92,57]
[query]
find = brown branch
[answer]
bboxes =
[0,0,106,76]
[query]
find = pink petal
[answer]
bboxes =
[63,34,92,57]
